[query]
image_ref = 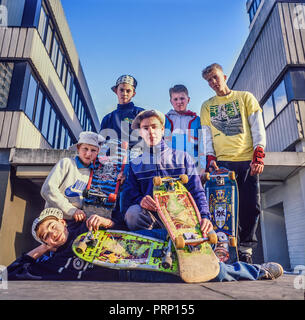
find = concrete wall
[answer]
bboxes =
[262,168,305,269]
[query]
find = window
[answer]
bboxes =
[249,0,262,23]
[51,35,59,67]
[45,22,53,54]
[48,108,56,146]
[66,70,72,96]
[34,88,44,128]
[24,75,38,120]
[263,96,275,127]
[38,6,47,40]
[274,81,288,114]
[56,47,64,78]
[41,98,51,138]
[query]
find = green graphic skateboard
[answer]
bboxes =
[153,175,220,283]
[72,229,178,275]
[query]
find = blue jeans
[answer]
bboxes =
[132,229,265,282]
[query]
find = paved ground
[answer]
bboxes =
[0,274,303,300]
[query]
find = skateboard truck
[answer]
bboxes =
[161,239,173,269]
[75,231,98,254]
[175,231,218,250]
[153,175,189,191]
[83,189,117,205]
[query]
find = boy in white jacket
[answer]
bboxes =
[41,132,113,228]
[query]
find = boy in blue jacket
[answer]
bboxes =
[123,110,212,236]
[99,75,145,218]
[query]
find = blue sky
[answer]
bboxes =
[61,0,250,122]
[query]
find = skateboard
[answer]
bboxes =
[72,229,178,275]
[153,175,220,283]
[83,139,128,218]
[203,167,239,264]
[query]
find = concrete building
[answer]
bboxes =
[0,0,99,265]
[228,0,305,270]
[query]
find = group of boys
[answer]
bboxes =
[6,64,283,283]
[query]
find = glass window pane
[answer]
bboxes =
[54,118,60,149]
[41,98,51,138]
[25,75,37,120]
[59,125,66,149]
[274,81,288,114]
[61,62,67,86]
[66,70,72,96]
[45,23,53,54]
[48,108,56,146]
[51,35,59,67]
[34,89,43,128]
[57,48,63,77]
[263,96,275,127]
[38,7,47,40]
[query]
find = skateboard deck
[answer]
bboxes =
[83,139,128,218]
[153,175,220,283]
[203,167,239,264]
[72,229,178,275]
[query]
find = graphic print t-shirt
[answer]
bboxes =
[200,90,261,161]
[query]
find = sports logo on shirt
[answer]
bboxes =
[209,100,243,136]
[65,180,87,198]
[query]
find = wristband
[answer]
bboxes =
[206,155,217,171]
[252,146,265,165]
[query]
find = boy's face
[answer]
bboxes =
[204,68,227,95]
[170,92,190,113]
[36,218,69,248]
[77,143,99,166]
[140,116,164,147]
[114,83,136,104]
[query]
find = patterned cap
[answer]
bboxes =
[111,75,137,92]
[32,208,64,244]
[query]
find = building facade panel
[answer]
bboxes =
[231,5,287,102]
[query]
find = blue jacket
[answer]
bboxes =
[123,139,210,220]
[164,110,205,171]
[100,102,144,149]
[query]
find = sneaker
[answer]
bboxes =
[260,262,284,280]
[238,251,253,264]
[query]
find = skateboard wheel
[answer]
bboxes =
[208,232,218,245]
[175,235,185,249]
[203,173,210,181]
[229,237,237,247]
[153,176,162,186]
[108,193,117,203]
[76,241,87,254]
[162,255,172,269]
[228,171,235,180]
[179,174,188,184]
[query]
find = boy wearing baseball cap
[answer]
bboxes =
[100,74,144,148]
[6,208,283,282]
[41,131,113,225]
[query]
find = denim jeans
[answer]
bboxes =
[129,229,264,282]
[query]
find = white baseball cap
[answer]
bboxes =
[32,208,64,243]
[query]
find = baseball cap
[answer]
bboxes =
[69,131,105,151]
[32,208,64,243]
[111,75,137,92]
